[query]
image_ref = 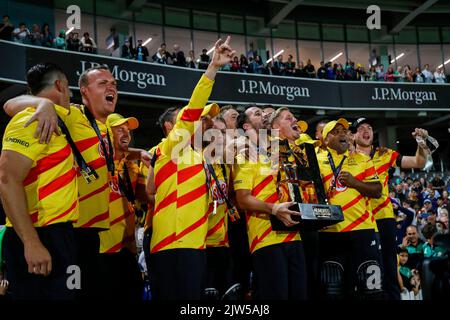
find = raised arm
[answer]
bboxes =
[400,128,429,169]
[159,36,235,156]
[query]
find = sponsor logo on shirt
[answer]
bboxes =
[5,137,30,147]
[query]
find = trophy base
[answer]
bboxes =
[270,203,344,231]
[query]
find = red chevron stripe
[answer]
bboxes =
[153,190,177,216]
[154,160,177,188]
[151,213,208,253]
[24,144,72,186]
[322,172,333,183]
[342,194,364,211]
[283,232,297,243]
[265,191,279,204]
[207,217,225,237]
[109,191,122,203]
[180,108,203,122]
[79,210,109,228]
[178,164,204,184]
[376,162,391,175]
[354,166,376,181]
[38,168,76,200]
[390,151,399,166]
[177,185,206,208]
[30,211,38,223]
[250,225,272,252]
[372,197,391,215]
[79,182,109,202]
[252,175,273,197]
[42,200,78,226]
[109,209,134,227]
[75,135,101,153]
[340,210,370,232]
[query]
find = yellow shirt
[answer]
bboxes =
[318,148,380,233]
[99,158,139,254]
[64,106,111,230]
[150,75,213,253]
[2,106,78,227]
[370,148,399,220]
[206,163,230,248]
[233,153,300,254]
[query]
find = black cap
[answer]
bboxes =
[350,117,373,133]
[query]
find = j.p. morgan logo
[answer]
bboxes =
[238,80,310,101]
[371,87,437,105]
[77,61,166,90]
[312,206,332,219]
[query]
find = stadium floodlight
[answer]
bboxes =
[266,49,285,63]
[66,27,75,35]
[330,52,343,62]
[438,58,450,69]
[142,37,153,46]
[390,53,404,64]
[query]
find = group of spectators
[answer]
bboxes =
[0,15,97,53]
[2,14,448,83]
[389,172,449,299]
[137,41,448,83]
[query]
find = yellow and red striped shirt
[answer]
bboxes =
[206,163,230,248]
[150,75,213,253]
[318,148,380,233]
[100,158,139,254]
[64,106,111,230]
[233,153,301,254]
[370,148,399,220]
[2,106,78,227]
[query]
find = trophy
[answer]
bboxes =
[270,140,344,231]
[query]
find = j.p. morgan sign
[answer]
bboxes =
[1,40,450,111]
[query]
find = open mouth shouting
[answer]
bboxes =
[105,92,116,105]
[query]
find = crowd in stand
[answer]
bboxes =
[2,14,447,83]
[389,172,449,299]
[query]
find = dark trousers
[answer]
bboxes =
[300,229,320,299]
[3,223,76,300]
[251,241,307,300]
[377,218,401,300]
[73,228,100,300]
[98,248,143,300]
[206,246,234,297]
[228,216,252,298]
[149,248,206,300]
[319,229,381,299]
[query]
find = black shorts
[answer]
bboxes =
[205,246,234,296]
[98,248,143,300]
[149,248,206,300]
[3,222,76,300]
[319,229,381,298]
[251,241,307,300]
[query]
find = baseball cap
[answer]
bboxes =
[295,133,321,147]
[107,113,139,130]
[297,120,308,133]
[424,199,432,204]
[322,118,349,140]
[350,117,373,133]
[176,103,220,122]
